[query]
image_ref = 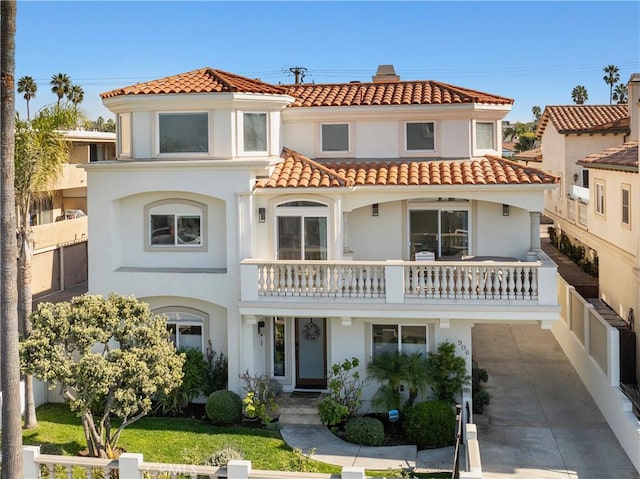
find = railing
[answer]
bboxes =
[242,256,557,305]
[32,216,88,251]
[404,262,538,301]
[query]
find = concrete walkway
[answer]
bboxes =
[281,423,455,472]
[473,323,639,479]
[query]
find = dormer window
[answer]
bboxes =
[243,112,267,152]
[475,122,495,150]
[159,112,208,154]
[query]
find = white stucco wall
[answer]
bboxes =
[348,201,405,260]
[475,202,531,258]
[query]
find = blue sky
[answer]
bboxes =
[15,1,640,123]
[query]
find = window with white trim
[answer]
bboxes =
[243,112,267,152]
[372,324,427,357]
[118,113,131,157]
[273,317,286,377]
[321,123,349,152]
[595,181,605,216]
[145,200,207,251]
[159,112,208,154]
[406,122,435,151]
[276,201,329,260]
[622,185,630,226]
[475,122,494,149]
[163,311,204,352]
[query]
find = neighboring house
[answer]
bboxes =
[502,141,516,158]
[32,130,116,300]
[513,146,542,166]
[539,73,640,380]
[85,66,559,412]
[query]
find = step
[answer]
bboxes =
[278,412,323,425]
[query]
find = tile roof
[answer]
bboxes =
[502,141,517,151]
[100,67,286,99]
[285,80,513,107]
[513,147,542,163]
[577,141,638,171]
[101,68,513,106]
[255,148,557,189]
[536,105,629,138]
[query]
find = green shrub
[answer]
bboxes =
[473,389,490,414]
[317,396,349,426]
[205,390,243,425]
[205,446,244,466]
[326,357,369,419]
[344,417,385,446]
[425,342,470,404]
[403,401,456,449]
[202,342,228,395]
[155,348,208,416]
[239,371,279,425]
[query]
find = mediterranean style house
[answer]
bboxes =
[85,65,559,409]
[32,129,115,300]
[538,74,640,380]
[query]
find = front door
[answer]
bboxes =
[295,318,327,388]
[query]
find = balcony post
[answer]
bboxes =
[537,260,558,305]
[529,211,541,251]
[385,260,405,304]
[240,261,259,301]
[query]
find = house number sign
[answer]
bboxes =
[457,339,470,356]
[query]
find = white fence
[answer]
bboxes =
[552,276,640,473]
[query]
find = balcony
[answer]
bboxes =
[32,216,88,251]
[240,254,557,307]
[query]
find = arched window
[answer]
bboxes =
[156,309,205,352]
[144,199,207,252]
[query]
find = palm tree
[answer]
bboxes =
[613,84,628,104]
[67,84,84,106]
[603,65,620,105]
[17,75,37,120]
[531,105,541,122]
[50,72,71,104]
[571,85,588,105]
[1,0,25,476]
[14,103,80,429]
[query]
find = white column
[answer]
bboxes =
[530,211,541,251]
[118,453,144,479]
[342,211,353,258]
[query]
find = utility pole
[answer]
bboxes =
[288,66,307,85]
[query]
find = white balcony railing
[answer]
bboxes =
[241,256,557,305]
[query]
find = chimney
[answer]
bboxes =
[629,73,640,142]
[372,64,400,83]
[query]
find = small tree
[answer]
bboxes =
[571,85,588,105]
[425,341,470,404]
[20,293,185,458]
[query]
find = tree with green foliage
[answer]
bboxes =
[1,0,25,476]
[17,75,37,120]
[425,341,470,404]
[613,83,628,104]
[67,84,84,106]
[15,103,82,428]
[50,72,71,104]
[603,64,620,105]
[531,105,541,122]
[20,294,185,458]
[368,351,405,411]
[571,85,588,105]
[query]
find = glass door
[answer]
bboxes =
[277,216,327,260]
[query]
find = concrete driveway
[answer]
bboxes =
[473,323,639,479]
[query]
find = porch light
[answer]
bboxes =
[372,203,379,216]
[502,204,510,216]
[258,207,266,223]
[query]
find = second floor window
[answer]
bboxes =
[622,186,630,226]
[476,122,495,149]
[321,123,349,152]
[276,201,328,260]
[406,122,435,151]
[145,199,207,251]
[243,113,267,152]
[159,112,208,154]
[595,181,605,216]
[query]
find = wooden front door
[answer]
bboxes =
[295,318,327,388]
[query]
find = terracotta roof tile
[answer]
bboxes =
[285,80,512,107]
[100,67,286,99]
[255,149,557,189]
[513,147,542,163]
[536,105,629,138]
[577,141,638,171]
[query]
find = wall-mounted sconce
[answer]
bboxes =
[372,203,379,217]
[258,207,266,223]
[573,172,579,183]
[502,204,510,216]
[257,320,265,336]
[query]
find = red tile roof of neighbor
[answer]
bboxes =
[101,67,514,106]
[536,105,629,138]
[577,141,638,170]
[255,148,557,189]
[513,147,543,163]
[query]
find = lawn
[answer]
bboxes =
[23,404,450,478]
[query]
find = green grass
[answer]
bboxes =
[23,404,450,478]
